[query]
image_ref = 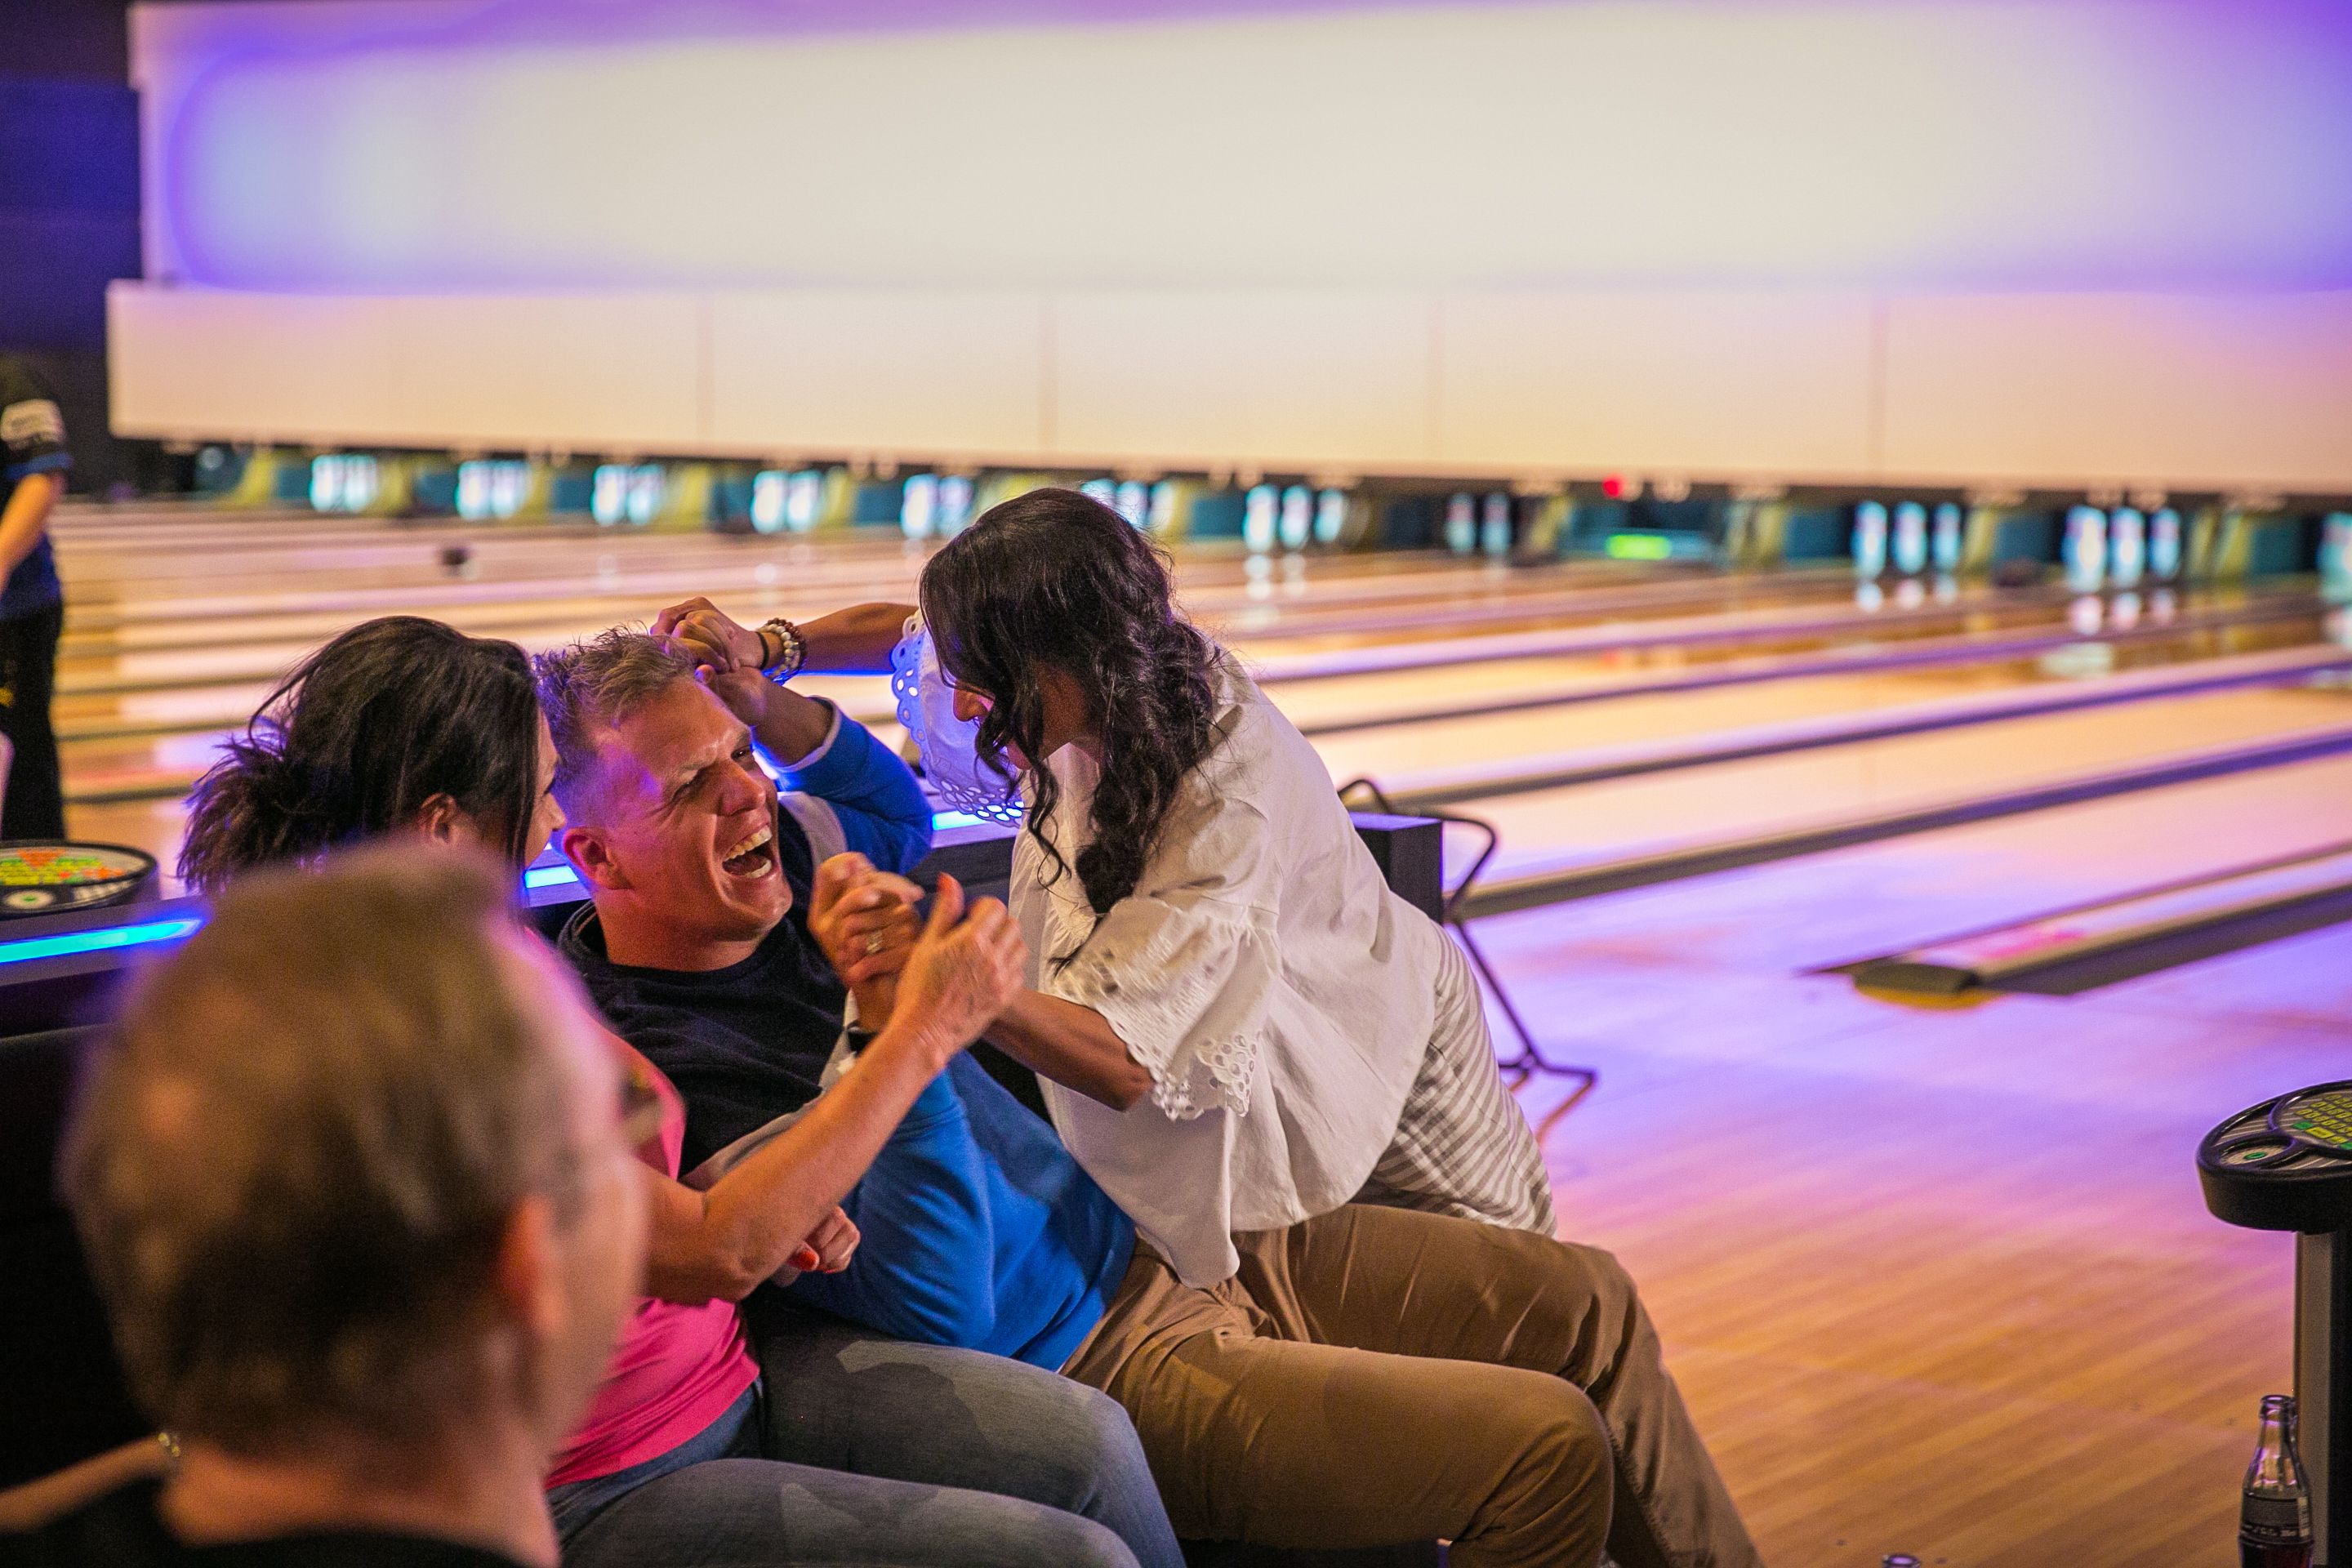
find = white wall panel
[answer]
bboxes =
[106,283,2352,493]
[707,291,1047,460]
[1881,292,2352,492]
[1437,292,1877,479]
[381,294,702,452]
[108,286,400,443]
[1051,292,1430,470]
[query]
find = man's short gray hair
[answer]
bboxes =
[62,844,586,1454]
[533,628,698,822]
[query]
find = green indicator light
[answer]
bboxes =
[1606,532,1674,561]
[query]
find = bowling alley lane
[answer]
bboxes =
[1466,746,2352,984]
[1442,681,2352,885]
[1435,743,2352,1568]
[1275,600,2333,771]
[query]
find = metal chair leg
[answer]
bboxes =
[1338,778,1598,1138]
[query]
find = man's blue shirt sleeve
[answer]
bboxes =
[782,1067,1000,1348]
[774,700,933,874]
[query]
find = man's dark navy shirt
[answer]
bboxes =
[559,710,1133,1370]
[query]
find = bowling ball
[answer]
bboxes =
[439,543,475,576]
[1991,558,2045,589]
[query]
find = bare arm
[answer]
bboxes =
[0,470,60,581]
[984,991,1153,1111]
[652,598,915,681]
[636,872,1026,1305]
[652,597,897,764]
[811,858,1155,1115]
[796,602,916,675]
[635,1022,941,1303]
[0,1437,169,1530]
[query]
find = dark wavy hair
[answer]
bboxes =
[178,617,543,893]
[920,488,1220,930]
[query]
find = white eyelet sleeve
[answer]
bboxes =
[1013,659,1445,1288]
[1046,887,1278,1121]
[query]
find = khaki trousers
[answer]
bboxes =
[1062,1204,1761,1568]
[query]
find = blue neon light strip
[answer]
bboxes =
[0,917,206,968]
[7,813,1008,969]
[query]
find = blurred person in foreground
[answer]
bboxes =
[4,847,650,1566]
[0,354,69,840]
[166,613,1166,1568]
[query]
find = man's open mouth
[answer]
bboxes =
[721,823,777,879]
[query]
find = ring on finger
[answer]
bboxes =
[863,934,886,956]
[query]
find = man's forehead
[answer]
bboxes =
[604,683,746,788]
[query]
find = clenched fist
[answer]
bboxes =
[808,853,924,1021]
[894,874,1028,1064]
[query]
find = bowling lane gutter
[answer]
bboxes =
[1290,595,2328,737]
[1839,841,2352,997]
[1454,719,2352,920]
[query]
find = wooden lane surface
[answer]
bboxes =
[51,506,1708,617]
[54,582,2229,822]
[1478,757,2352,1565]
[1450,684,2352,883]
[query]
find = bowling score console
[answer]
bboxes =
[2202,1084,2352,1566]
[0,813,1445,1040]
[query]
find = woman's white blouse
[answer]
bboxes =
[1013,659,1445,1287]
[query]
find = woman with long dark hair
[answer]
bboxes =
[663,491,1759,1567]
[913,488,1555,1279]
[180,616,555,888]
[167,611,1178,1568]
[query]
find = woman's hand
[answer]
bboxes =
[808,854,925,1022]
[654,596,768,674]
[893,875,1028,1064]
[654,597,777,728]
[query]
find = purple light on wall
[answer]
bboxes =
[146,0,2352,293]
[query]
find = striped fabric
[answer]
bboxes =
[1356,932,1557,1236]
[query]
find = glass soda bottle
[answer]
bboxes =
[2241,1394,2314,1568]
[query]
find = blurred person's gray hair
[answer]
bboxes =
[532,627,699,822]
[61,843,588,1455]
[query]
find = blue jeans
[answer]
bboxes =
[552,1295,1183,1568]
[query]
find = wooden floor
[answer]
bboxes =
[43,507,2352,1565]
[1490,786,2350,1566]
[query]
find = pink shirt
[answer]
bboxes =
[546,1040,760,1487]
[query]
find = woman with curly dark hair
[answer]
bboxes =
[662,490,1760,1567]
[906,487,1554,1283]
